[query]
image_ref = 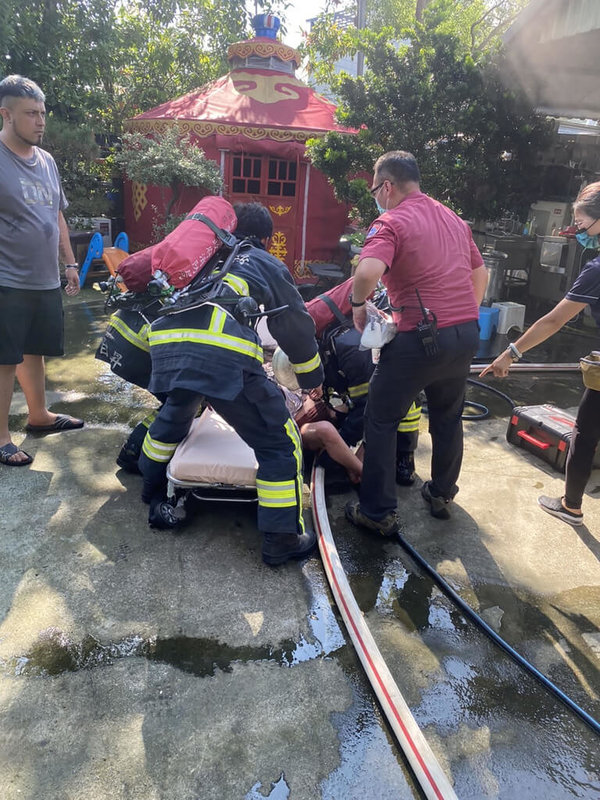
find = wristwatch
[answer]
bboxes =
[350,294,365,307]
[64,264,79,271]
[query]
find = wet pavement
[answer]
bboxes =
[1,290,599,799]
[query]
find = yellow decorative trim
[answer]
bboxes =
[269,231,288,261]
[131,181,148,222]
[292,260,318,281]
[269,204,292,217]
[127,118,343,143]
[228,40,300,64]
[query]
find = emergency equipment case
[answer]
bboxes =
[506,404,575,472]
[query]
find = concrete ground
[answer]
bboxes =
[0,291,599,799]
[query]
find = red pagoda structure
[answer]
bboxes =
[124,14,355,283]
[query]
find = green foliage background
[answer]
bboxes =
[305,1,554,226]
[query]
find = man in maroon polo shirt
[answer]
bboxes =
[346,150,488,533]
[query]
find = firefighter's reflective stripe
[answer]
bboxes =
[209,306,227,334]
[348,381,369,399]
[142,434,178,463]
[221,273,249,296]
[292,352,322,374]
[285,417,305,533]
[148,328,263,362]
[256,479,297,507]
[141,409,159,429]
[397,401,421,433]
[108,314,150,352]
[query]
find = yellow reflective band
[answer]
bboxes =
[348,382,369,399]
[285,417,305,532]
[256,478,297,508]
[148,328,263,362]
[209,306,227,333]
[397,420,420,432]
[109,315,150,352]
[142,435,178,463]
[397,402,422,432]
[291,352,322,374]
[221,273,249,296]
[141,410,159,429]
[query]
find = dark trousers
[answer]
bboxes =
[564,387,600,509]
[359,320,479,520]
[139,372,304,535]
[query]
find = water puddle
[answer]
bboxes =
[245,773,290,799]
[5,563,347,679]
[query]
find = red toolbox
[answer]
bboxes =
[506,404,575,472]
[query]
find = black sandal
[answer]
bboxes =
[0,442,34,466]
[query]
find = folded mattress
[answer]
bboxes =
[167,408,258,488]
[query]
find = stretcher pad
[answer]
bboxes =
[167,408,258,496]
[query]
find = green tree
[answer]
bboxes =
[116,127,224,238]
[43,116,112,221]
[1,0,271,133]
[306,21,554,226]
[303,0,529,85]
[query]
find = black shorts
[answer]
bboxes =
[0,286,64,364]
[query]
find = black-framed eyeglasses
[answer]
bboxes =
[575,217,599,233]
[370,181,384,197]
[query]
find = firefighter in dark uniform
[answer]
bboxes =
[308,283,422,485]
[95,296,164,472]
[139,203,323,566]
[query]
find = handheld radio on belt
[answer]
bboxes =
[415,289,439,358]
[389,288,439,358]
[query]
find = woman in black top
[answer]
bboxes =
[481,181,600,527]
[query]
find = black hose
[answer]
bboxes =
[461,400,489,420]
[422,379,515,421]
[396,533,600,737]
[466,378,516,409]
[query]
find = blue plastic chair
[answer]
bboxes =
[78,232,104,288]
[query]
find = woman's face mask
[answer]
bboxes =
[576,231,600,250]
[575,217,599,249]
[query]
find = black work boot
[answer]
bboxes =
[395,452,416,486]
[116,443,141,474]
[262,529,317,566]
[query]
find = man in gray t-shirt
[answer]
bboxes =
[0,75,83,467]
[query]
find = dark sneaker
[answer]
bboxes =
[262,529,317,566]
[396,453,416,486]
[421,481,451,520]
[344,501,400,537]
[538,495,583,526]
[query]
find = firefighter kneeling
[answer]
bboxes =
[139,203,323,566]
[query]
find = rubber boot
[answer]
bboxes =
[261,529,317,566]
[395,452,416,486]
[116,422,148,474]
[116,442,141,474]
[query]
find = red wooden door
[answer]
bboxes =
[226,153,300,277]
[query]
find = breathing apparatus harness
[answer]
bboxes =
[100,214,288,329]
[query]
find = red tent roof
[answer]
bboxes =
[131,33,355,137]
[132,69,352,135]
